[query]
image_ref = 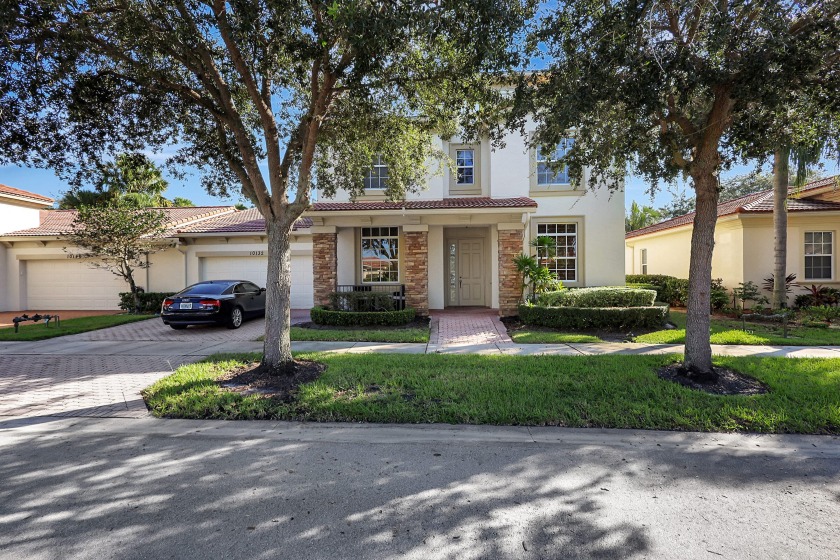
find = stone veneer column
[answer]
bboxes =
[497,225,525,317]
[312,227,337,307]
[402,225,429,316]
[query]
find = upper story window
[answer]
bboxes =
[805,231,833,280]
[535,138,574,186]
[449,143,481,194]
[363,154,389,190]
[456,149,475,185]
[361,227,399,283]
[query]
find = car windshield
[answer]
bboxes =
[178,283,231,296]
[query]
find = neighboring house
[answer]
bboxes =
[1,127,626,314]
[625,176,840,296]
[0,204,314,312]
[0,185,55,311]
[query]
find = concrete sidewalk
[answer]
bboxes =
[4,338,840,358]
[1,417,838,560]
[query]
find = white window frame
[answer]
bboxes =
[535,222,579,283]
[360,226,400,284]
[640,248,648,275]
[363,154,389,191]
[804,231,833,280]
[530,137,581,195]
[448,143,481,194]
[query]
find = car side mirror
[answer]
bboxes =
[260,287,266,293]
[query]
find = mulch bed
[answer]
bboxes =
[500,316,671,342]
[218,359,326,401]
[657,362,769,396]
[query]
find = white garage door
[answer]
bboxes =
[26,259,127,310]
[199,255,313,309]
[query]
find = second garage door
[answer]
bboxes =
[199,255,313,309]
[26,259,127,310]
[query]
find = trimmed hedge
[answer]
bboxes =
[537,287,656,308]
[119,292,169,314]
[625,275,728,309]
[310,306,416,326]
[519,304,668,330]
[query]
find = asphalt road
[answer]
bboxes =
[1,418,838,560]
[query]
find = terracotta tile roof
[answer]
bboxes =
[626,176,840,239]
[309,196,538,211]
[4,206,235,237]
[176,207,313,234]
[0,183,54,204]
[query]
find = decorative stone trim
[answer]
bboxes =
[498,229,524,317]
[403,230,429,316]
[313,232,337,306]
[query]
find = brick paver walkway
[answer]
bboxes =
[430,309,511,346]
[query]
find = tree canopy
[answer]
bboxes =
[2,1,535,373]
[523,0,840,377]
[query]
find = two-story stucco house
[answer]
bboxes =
[306,129,626,316]
[0,126,625,314]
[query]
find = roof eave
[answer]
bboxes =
[304,206,537,217]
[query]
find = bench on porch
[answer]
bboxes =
[335,284,406,311]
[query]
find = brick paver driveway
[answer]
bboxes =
[0,312,307,419]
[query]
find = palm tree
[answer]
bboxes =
[58,153,193,209]
[771,144,829,309]
[625,201,662,232]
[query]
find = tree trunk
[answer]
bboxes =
[772,146,790,310]
[684,170,720,381]
[262,219,294,374]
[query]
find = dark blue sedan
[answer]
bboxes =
[161,280,266,330]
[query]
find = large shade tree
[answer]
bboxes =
[522,0,839,379]
[1,0,534,373]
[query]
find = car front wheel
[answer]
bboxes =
[170,324,188,330]
[227,307,244,329]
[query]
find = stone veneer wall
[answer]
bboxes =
[313,232,337,306]
[403,230,429,316]
[498,228,524,317]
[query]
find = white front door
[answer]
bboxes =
[451,239,485,306]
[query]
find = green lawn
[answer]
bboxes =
[635,310,840,346]
[509,330,604,344]
[259,326,430,343]
[0,314,154,341]
[509,310,840,346]
[143,352,840,434]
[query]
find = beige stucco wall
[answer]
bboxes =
[624,217,745,289]
[0,201,43,235]
[741,213,840,291]
[625,212,840,305]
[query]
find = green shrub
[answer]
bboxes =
[119,291,170,314]
[537,287,656,308]
[519,304,668,330]
[802,305,840,323]
[329,291,395,312]
[310,306,416,326]
[710,279,729,311]
[625,274,685,305]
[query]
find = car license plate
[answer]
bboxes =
[179,302,193,310]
